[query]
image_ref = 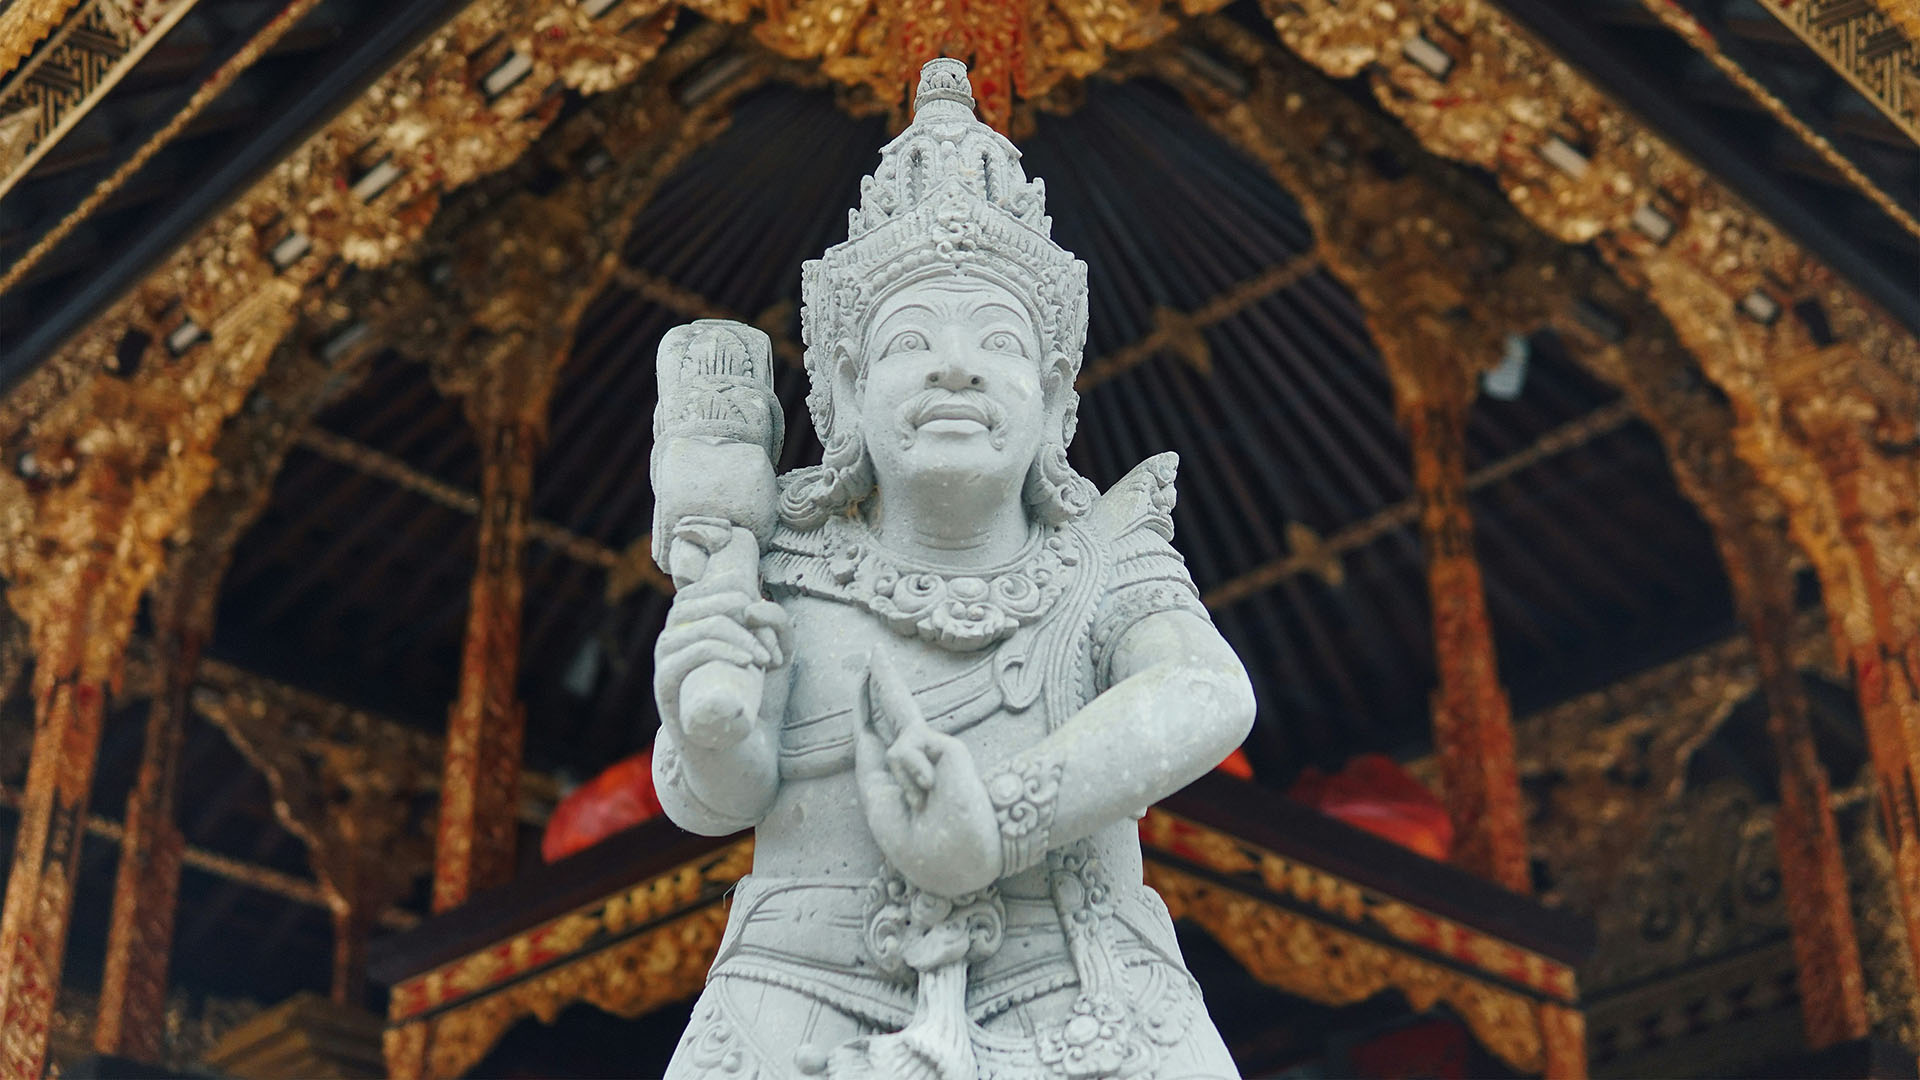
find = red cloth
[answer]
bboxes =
[541,751,662,863]
[1214,747,1254,780]
[1286,753,1453,861]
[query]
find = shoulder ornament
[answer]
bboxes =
[1084,453,1210,686]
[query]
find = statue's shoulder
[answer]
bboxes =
[1081,453,1210,682]
[1082,451,1182,558]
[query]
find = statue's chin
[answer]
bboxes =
[882,437,1028,500]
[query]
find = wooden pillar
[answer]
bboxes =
[89,336,374,1054]
[92,584,198,1061]
[1574,315,1871,1048]
[1726,519,1869,1046]
[1786,386,1920,1000]
[0,467,137,1080]
[430,349,554,913]
[1134,35,1547,894]
[1394,362,1531,893]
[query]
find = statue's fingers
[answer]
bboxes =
[653,640,760,708]
[887,758,926,813]
[656,616,771,668]
[743,600,793,662]
[665,590,756,628]
[929,735,979,788]
[886,739,937,793]
[854,720,912,821]
[867,648,926,733]
[749,626,785,669]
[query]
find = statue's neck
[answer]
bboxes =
[865,484,1031,570]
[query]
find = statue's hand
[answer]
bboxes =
[653,584,791,745]
[854,649,1002,896]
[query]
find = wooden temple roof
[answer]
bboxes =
[1,0,1917,1074]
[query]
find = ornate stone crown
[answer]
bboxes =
[798,58,1090,453]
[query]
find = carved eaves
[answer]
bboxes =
[0,0,209,201]
[1748,0,1919,152]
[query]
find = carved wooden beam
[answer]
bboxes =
[1624,0,1918,242]
[1398,367,1532,893]
[194,674,441,1005]
[92,577,197,1064]
[0,0,212,202]
[1744,0,1918,154]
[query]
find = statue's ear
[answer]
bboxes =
[831,342,863,440]
[1059,391,1080,446]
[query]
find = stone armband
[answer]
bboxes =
[985,755,1065,877]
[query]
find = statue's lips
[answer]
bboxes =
[913,401,994,428]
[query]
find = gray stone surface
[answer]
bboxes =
[649,57,1254,1080]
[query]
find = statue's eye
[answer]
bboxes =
[888,330,930,353]
[982,330,1024,354]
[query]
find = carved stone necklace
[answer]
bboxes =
[818,517,1081,652]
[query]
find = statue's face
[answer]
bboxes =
[857,276,1048,504]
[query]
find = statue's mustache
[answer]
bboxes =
[896,388,1008,449]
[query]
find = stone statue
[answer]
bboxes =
[649,58,1255,1080]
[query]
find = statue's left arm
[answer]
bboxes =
[856,454,1257,895]
[982,609,1253,878]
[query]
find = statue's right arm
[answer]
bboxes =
[650,589,791,835]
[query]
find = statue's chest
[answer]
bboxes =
[763,521,1108,780]
[776,598,1050,775]
[778,602,1106,785]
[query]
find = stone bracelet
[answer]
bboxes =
[985,756,1065,877]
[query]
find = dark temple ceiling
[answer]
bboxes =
[209,74,1740,792]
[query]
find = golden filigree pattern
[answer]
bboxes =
[0,0,86,77]
[391,839,752,1024]
[751,0,1228,130]
[387,906,729,1080]
[1146,862,1556,1076]
[1140,809,1578,1002]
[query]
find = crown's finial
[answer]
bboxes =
[914,57,976,120]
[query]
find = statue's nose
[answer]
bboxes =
[925,357,986,392]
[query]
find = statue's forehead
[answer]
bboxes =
[868,277,1035,325]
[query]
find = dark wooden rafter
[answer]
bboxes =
[0,781,414,929]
